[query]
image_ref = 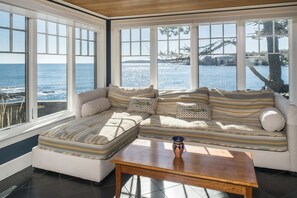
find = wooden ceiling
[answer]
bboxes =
[62,0,297,18]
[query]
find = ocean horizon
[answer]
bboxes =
[0,63,289,103]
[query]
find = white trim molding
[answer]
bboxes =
[0,152,32,181]
[289,18,297,105]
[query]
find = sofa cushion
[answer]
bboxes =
[39,109,150,160]
[260,107,285,132]
[209,89,275,127]
[108,85,155,108]
[127,97,158,114]
[81,97,111,117]
[156,87,209,116]
[176,102,211,120]
[139,115,287,152]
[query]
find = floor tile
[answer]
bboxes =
[141,190,167,198]
[6,187,29,198]
[28,182,62,198]
[161,184,204,198]
[63,189,96,198]
[60,177,93,197]
[124,176,160,196]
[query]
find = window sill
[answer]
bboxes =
[0,111,75,148]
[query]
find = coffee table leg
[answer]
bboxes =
[244,187,252,198]
[115,164,122,198]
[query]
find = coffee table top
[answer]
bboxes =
[112,139,258,188]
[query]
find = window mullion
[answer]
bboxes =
[237,20,246,90]
[289,18,297,105]
[67,26,75,112]
[28,18,38,121]
[150,26,158,88]
[190,24,198,89]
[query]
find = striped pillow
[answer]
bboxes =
[209,89,275,126]
[108,85,155,108]
[156,87,209,116]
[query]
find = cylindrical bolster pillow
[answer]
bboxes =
[81,97,111,117]
[259,107,285,132]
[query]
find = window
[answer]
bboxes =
[245,20,289,94]
[120,28,150,87]
[158,26,190,89]
[198,23,237,90]
[75,27,96,93]
[37,20,67,117]
[0,11,27,129]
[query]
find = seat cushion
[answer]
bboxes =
[139,115,287,152]
[38,109,150,159]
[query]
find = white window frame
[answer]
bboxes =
[111,5,297,102]
[0,0,106,145]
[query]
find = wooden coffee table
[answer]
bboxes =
[111,139,258,198]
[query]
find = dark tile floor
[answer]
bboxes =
[0,166,297,198]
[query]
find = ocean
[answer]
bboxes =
[0,63,289,103]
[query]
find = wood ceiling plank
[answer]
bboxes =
[63,0,297,17]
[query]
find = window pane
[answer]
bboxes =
[245,22,258,36]
[58,24,67,36]
[168,40,178,53]
[48,35,57,54]
[37,20,46,33]
[211,39,223,54]
[158,28,167,40]
[131,42,140,55]
[168,27,178,40]
[75,56,95,93]
[131,29,140,41]
[141,28,150,41]
[13,31,25,52]
[37,55,67,117]
[38,34,46,53]
[180,40,190,54]
[224,38,236,53]
[0,29,10,51]
[141,41,150,55]
[81,29,87,40]
[75,28,80,39]
[121,43,130,56]
[279,36,288,51]
[224,23,236,37]
[211,24,223,38]
[246,37,259,53]
[89,31,94,41]
[158,41,167,55]
[180,26,190,39]
[82,40,88,55]
[89,41,94,56]
[199,39,210,54]
[13,14,25,30]
[199,55,236,90]
[0,54,27,129]
[121,29,130,42]
[121,57,150,87]
[0,11,10,28]
[199,25,210,39]
[75,39,80,55]
[59,37,67,54]
[48,22,57,35]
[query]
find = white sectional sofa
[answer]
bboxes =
[32,86,297,182]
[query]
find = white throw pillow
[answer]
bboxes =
[81,97,111,117]
[259,107,285,132]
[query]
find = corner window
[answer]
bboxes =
[0,11,27,129]
[120,28,150,87]
[158,26,190,89]
[245,20,289,95]
[75,28,96,93]
[37,20,67,117]
[198,23,237,90]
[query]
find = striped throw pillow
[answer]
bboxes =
[176,102,211,120]
[209,89,275,126]
[156,87,209,116]
[108,85,155,108]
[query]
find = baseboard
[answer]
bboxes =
[0,152,32,181]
